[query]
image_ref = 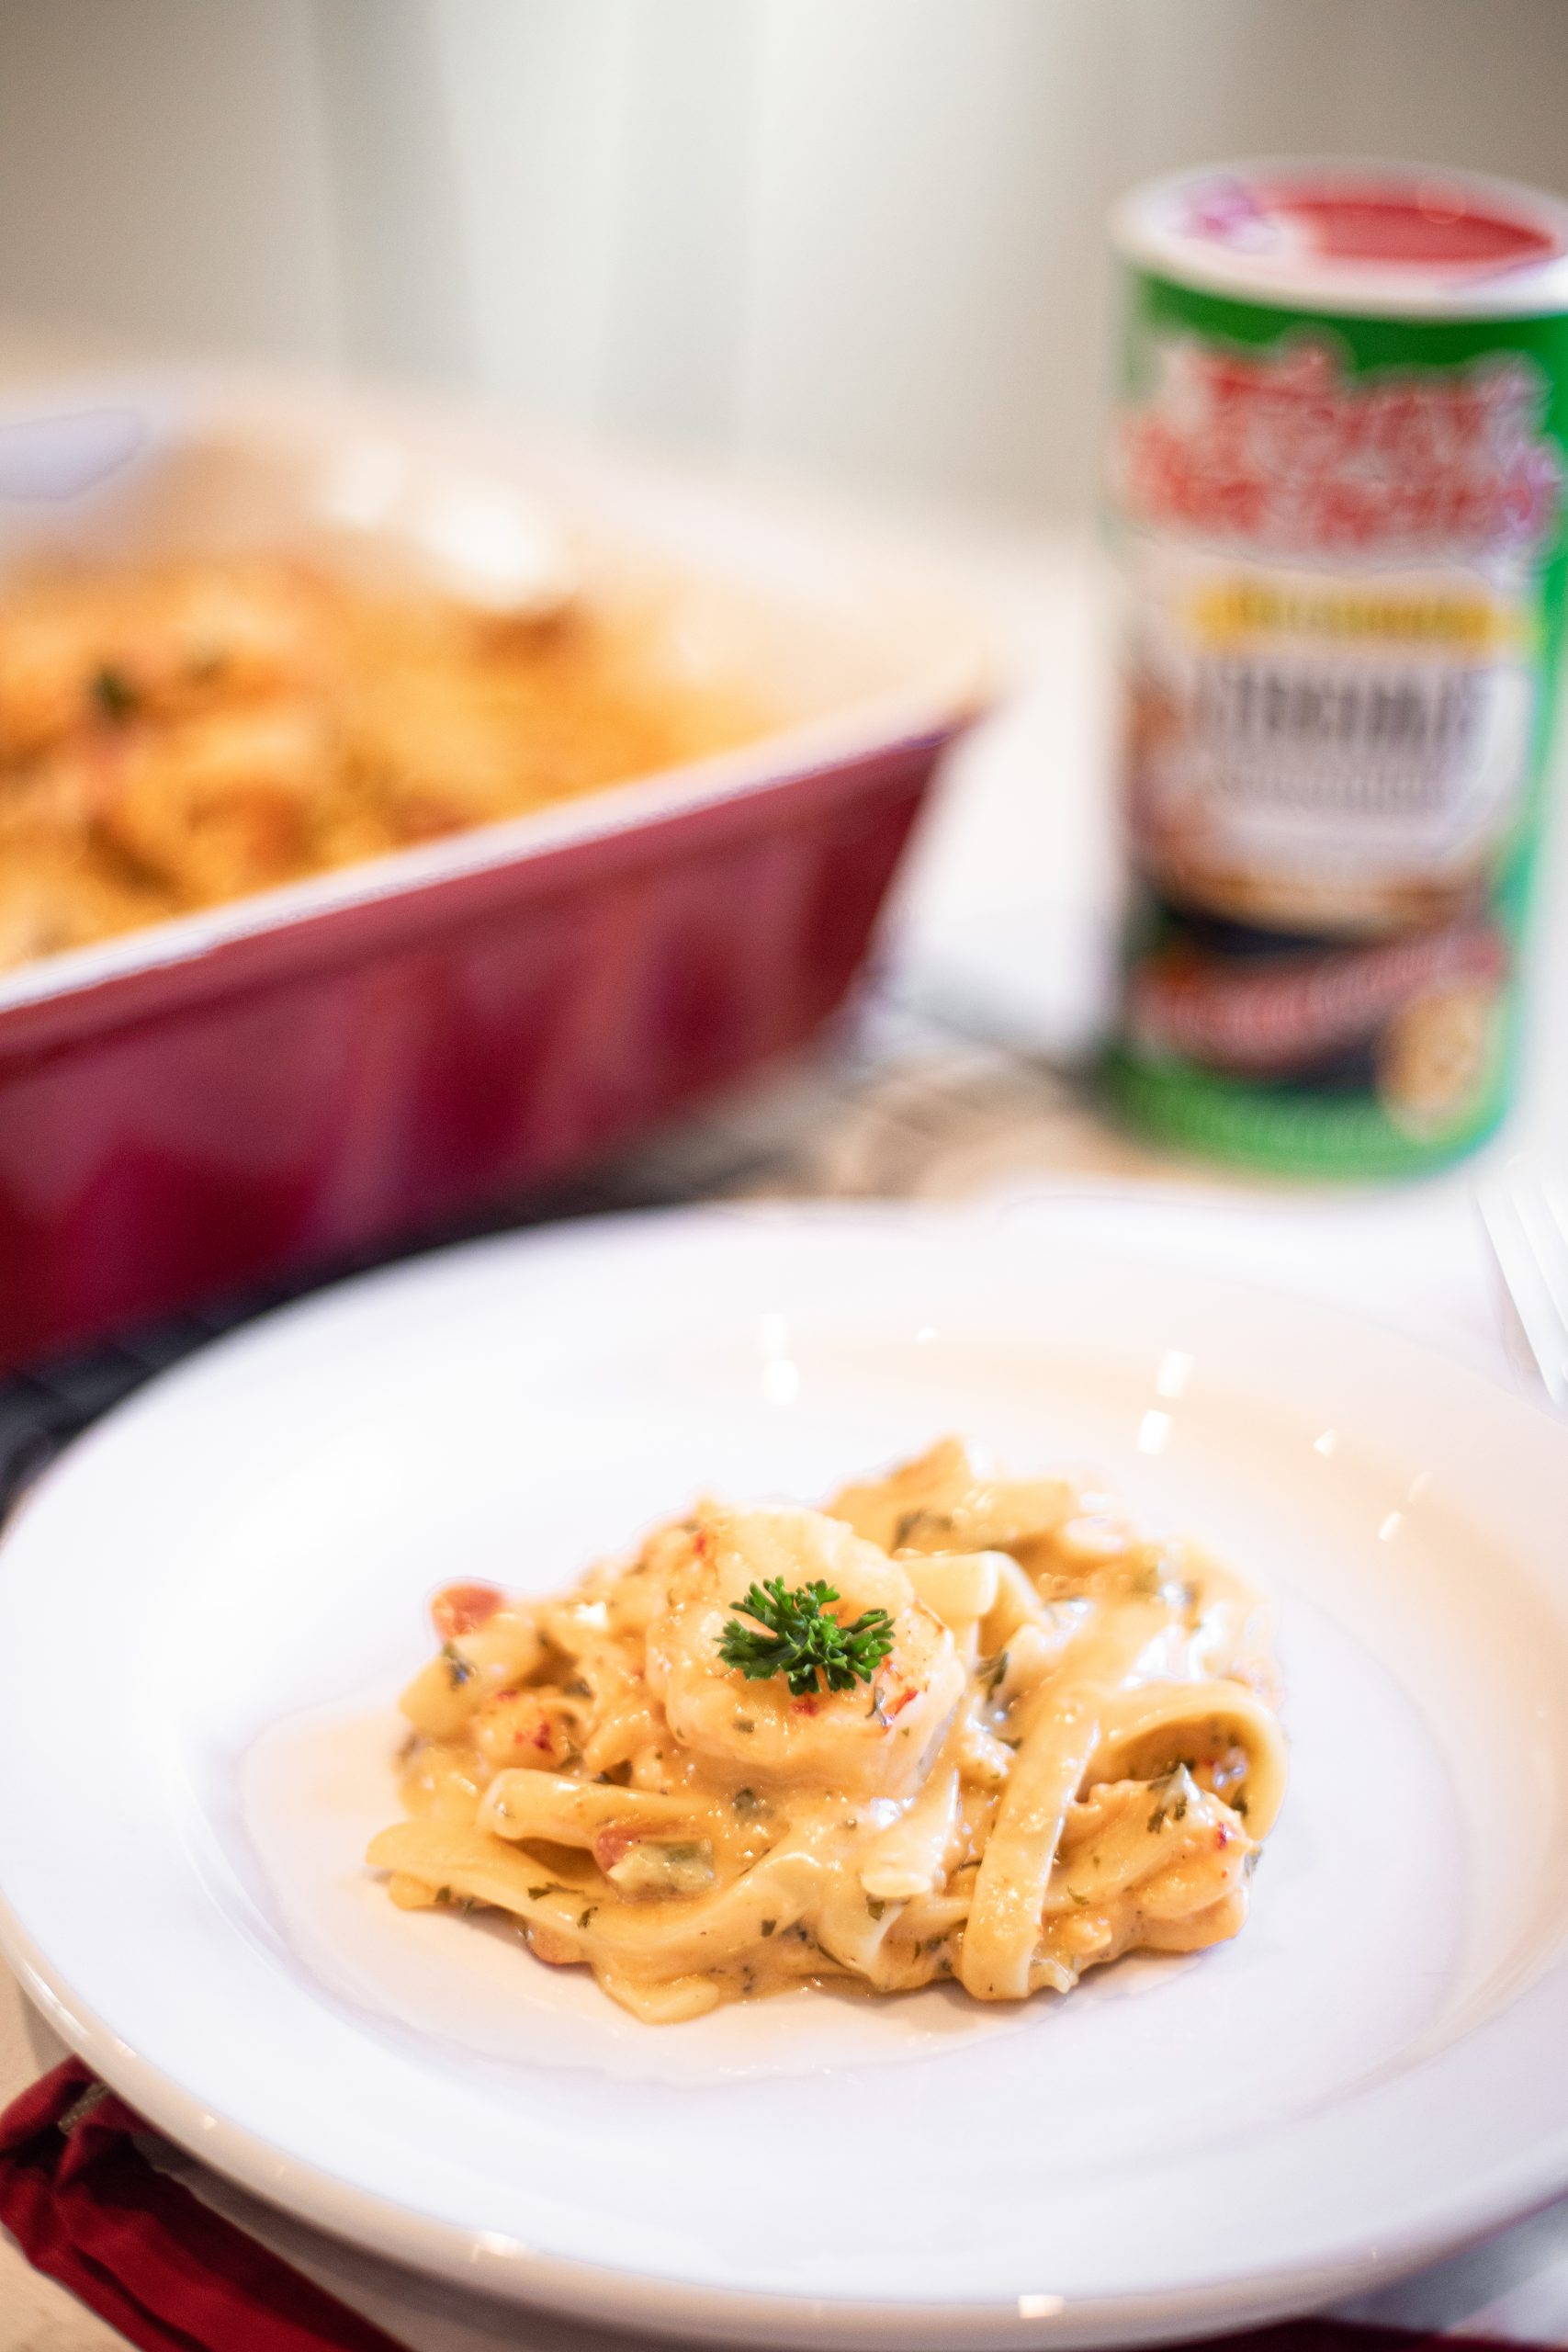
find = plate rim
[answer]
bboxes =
[8,1882,1567,2352]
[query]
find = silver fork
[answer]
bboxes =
[1476,1151,1568,1408]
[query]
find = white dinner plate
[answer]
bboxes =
[2,1203,1568,2350]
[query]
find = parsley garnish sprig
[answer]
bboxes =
[718,1577,895,1698]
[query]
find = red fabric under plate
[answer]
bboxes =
[0,2058,403,2352]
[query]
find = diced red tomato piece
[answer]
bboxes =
[592,1824,640,1874]
[430,1582,503,1639]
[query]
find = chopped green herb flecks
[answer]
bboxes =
[1147,1765,1196,1834]
[894,1508,952,1550]
[982,1648,1010,1697]
[90,664,138,722]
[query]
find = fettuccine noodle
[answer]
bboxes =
[368,1439,1286,2022]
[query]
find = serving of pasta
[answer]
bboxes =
[368,1438,1287,2024]
[0,553,761,972]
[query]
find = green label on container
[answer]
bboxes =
[1108,254,1568,1174]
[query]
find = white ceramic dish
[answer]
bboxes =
[1,1203,1567,2349]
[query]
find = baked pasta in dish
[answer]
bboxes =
[368,1439,1287,2022]
[0,554,761,972]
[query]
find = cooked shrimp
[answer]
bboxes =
[95,701,336,901]
[0,552,763,970]
[0,558,326,760]
[643,1506,965,1796]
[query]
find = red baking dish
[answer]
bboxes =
[0,373,986,1371]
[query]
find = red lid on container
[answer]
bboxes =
[1113,161,1568,317]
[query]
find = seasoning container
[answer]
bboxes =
[1105,162,1568,1174]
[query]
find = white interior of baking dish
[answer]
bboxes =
[0,370,989,1015]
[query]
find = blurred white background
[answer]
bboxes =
[1,0,1566,1089]
[0,0,1565,527]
